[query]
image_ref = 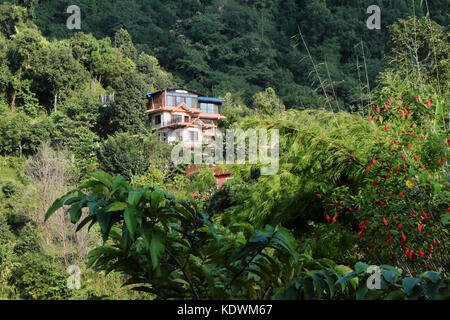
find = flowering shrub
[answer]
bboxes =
[322,94,449,275]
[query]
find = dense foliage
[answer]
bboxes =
[0,1,448,300]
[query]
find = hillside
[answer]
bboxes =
[28,0,449,107]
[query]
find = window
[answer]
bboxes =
[154,115,161,125]
[173,115,182,123]
[166,95,175,106]
[189,131,198,141]
[200,103,220,114]
[185,97,192,108]
[175,96,185,105]
[184,116,189,122]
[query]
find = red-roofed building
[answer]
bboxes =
[186,164,232,190]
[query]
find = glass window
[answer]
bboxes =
[185,97,192,108]
[173,115,182,123]
[154,115,161,125]
[176,96,185,105]
[184,116,189,122]
[199,102,221,113]
[167,95,175,106]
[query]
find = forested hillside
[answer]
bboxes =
[22,0,450,107]
[0,0,449,300]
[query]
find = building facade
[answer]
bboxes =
[146,88,225,145]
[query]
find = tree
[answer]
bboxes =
[97,132,171,180]
[253,87,285,115]
[8,26,45,112]
[32,41,89,112]
[114,28,138,62]
[108,71,147,134]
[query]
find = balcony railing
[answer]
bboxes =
[155,119,189,127]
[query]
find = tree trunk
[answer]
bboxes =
[54,93,58,113]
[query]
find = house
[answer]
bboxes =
[146,88,225,145]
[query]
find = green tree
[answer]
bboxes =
[32,41,89,112]
[108,71,147,134]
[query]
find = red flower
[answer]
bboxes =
[372,158,377,165]
[409,132,414,136]
[332,214,338,223]
[418,225,423,233]
[426,100,432,107]
[326,214,331,222]
[384,104,389,110]
[414,156,419,161]
[396,224,402,230]
[368,116,373,121]
[423,212,429,219]
[402,129,406,134]
[401,154,405,159]
[373,180,377,186]
[402,233,406,240]
[383,218,388,226]
[420,135,425,140]
[433,240,437,247]
[412,209,417,215]
[384,125,389,131]
[387,238,391,243]
[386,174,391,179]
[366,165,371,172]
[419,250,424,256]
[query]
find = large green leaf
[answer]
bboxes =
[402,277,421,296]
[105,201,127,212]
[88,171,113,189]
[124,207,137,238]
[127,191,142,208]
[150,230,165,270]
